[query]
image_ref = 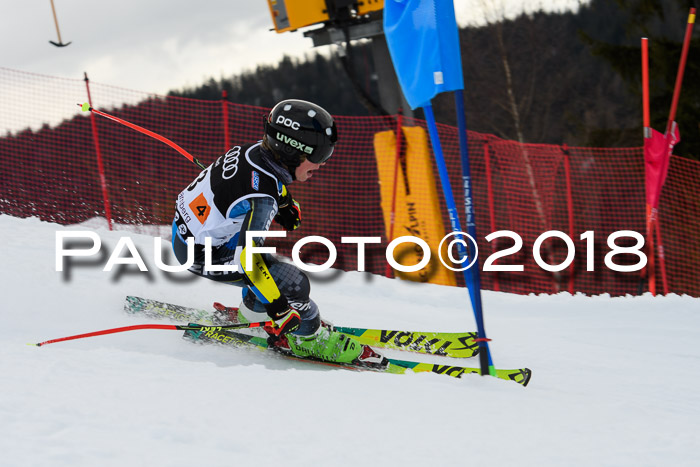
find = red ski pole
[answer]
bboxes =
[29,321,272,347]
[78,103,208,170]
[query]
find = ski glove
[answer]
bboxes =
[275,194,301,231]
[264,297,301,336]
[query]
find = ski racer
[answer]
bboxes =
[171,99,382,366]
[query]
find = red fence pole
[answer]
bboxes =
[83,72,113,230]
[562,144,575,294]
[483,139,499,291]
[655,220,669,294]
[221,89,230,151]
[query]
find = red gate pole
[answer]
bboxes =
[665,8,696,136]
[641,38,656,295]
[83,72,113,231]
[655,8,695,295]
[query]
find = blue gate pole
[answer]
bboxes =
[423,102,494,376]
[454,89,494,374]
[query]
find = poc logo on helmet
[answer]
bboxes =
[275,115,300,130]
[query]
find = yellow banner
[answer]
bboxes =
[374,126,456,286]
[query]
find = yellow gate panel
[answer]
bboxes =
[374,127,456,286]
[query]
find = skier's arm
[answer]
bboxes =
[236,196,297,326]
[274,187,302,231]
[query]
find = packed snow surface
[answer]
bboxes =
[1,215,698,467]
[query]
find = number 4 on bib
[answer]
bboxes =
[188,193,211,224]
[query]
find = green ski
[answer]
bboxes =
[124,295,479,358]
[183,324,531,387]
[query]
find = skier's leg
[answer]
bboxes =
[174,227,375,365]
[237,257,369,364]
[238,255,320,336]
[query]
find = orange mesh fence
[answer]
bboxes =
[1,68,698,297]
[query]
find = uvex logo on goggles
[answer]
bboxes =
[275,131,315,155]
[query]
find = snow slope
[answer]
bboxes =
[1,214,699,467]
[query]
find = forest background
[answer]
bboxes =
[169,0,700,160]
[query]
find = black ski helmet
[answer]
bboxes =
[263,99,338,174]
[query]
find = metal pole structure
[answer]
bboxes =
[49,0,71,47]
